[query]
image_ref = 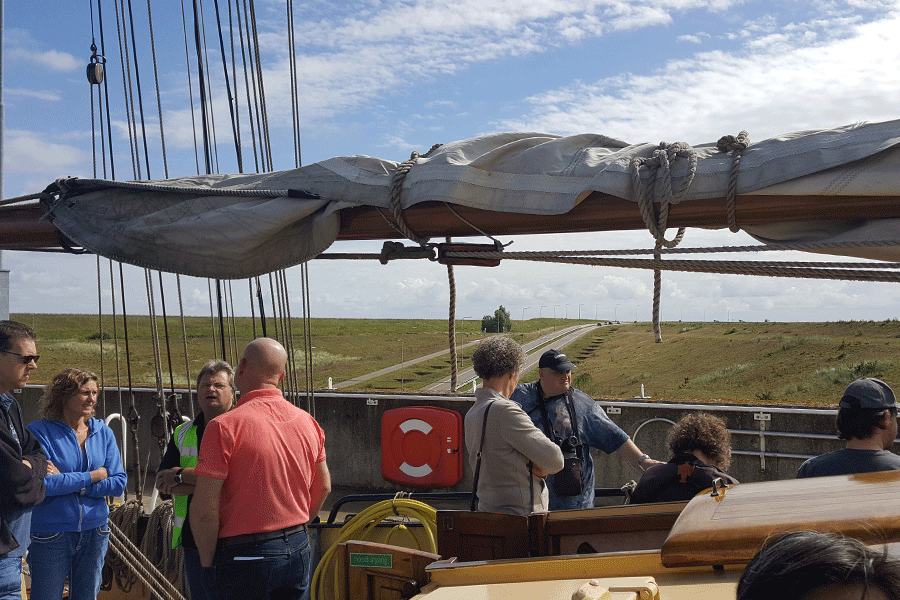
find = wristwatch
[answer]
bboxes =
[637,454,651,469]
[174,468,184,484]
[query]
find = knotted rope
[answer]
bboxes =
[631,141,697,342]
[389,144,443,247]
[717,131,750,232]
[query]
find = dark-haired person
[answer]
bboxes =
[156,360,235,600]
[629,413,738,504]
[511,348,662,510]
[26,368,127,600]
[738,531,900,600]
[797,378,900,478]
[0,320,46,600]
[465,336,564,515]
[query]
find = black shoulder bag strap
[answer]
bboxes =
[563,388,581,452]
[536,386,581,453]
[470,401,495,511]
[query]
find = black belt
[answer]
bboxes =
[219,522,307,548]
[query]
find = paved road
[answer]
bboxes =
[426,323,598,392]
[334,324,600,391]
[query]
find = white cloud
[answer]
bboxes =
[498,9,900,144]
[2,130,89,175]
[5,88,62,101]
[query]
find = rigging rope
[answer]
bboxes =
[631,140,696,342]
[717,131,750,233]
[144,0,169,177]
[107,500,186,600]
[175,274,195,418]
[180,0,202,174]
[447,237,458,391]
[439,251,900,282]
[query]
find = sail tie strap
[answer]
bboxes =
[717,131,751,233]
[389,144,443,246]
[630,141,697,342]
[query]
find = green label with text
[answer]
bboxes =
[349,553,393,568]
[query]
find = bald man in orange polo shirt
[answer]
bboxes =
[191,338,331,600]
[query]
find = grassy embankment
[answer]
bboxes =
[14,314,900,406]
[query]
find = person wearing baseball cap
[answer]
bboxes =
[797,377,900,478]
[510,348,663,510]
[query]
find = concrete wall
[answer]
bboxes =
[14,385,858,497]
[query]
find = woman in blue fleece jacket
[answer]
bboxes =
[26,368,127,600]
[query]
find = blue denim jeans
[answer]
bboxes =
[213,528,310,600]
[26,526,110,600]
[183,546,211,600]
[0,557,23,600]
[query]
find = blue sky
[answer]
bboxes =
[2,0,899,322]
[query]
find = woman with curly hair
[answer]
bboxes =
[738,531,900,600]
[629,413,737,504]
[464,336,563,515]
[26,368,127,600]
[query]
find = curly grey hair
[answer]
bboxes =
[471,336,525,381]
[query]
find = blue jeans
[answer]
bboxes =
[0,557,23,600]
[26,526,110,600]
[213,528,310,600]
[183,546,211,600]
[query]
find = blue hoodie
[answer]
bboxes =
[26,418,127,533]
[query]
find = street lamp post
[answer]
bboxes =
[399,326,417,390]
[457,316,471,369]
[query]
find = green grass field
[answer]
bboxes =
[14,314,900,406]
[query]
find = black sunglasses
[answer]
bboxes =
[1,350,40,365]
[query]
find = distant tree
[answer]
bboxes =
[481,305,512,333]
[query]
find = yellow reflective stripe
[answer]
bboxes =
[171,420,200,549]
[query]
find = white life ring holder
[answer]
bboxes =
[395,418,440,478]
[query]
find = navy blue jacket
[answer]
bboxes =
[0,394,46,557]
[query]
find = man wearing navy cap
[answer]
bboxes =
[511,348,662,510]
[797,377,900,478]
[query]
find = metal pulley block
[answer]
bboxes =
[86,43,105,84]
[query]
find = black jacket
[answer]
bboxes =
[629,453,737,504]
[0,394,47,555]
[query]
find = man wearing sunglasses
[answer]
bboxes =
[0,320,47,599]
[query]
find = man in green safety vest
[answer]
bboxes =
[156,360,235,600]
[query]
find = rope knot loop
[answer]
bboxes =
[717,130,751,233]
[716,130,750,153]
[389,145,442,246]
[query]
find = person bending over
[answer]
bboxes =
[629,413,737,504]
